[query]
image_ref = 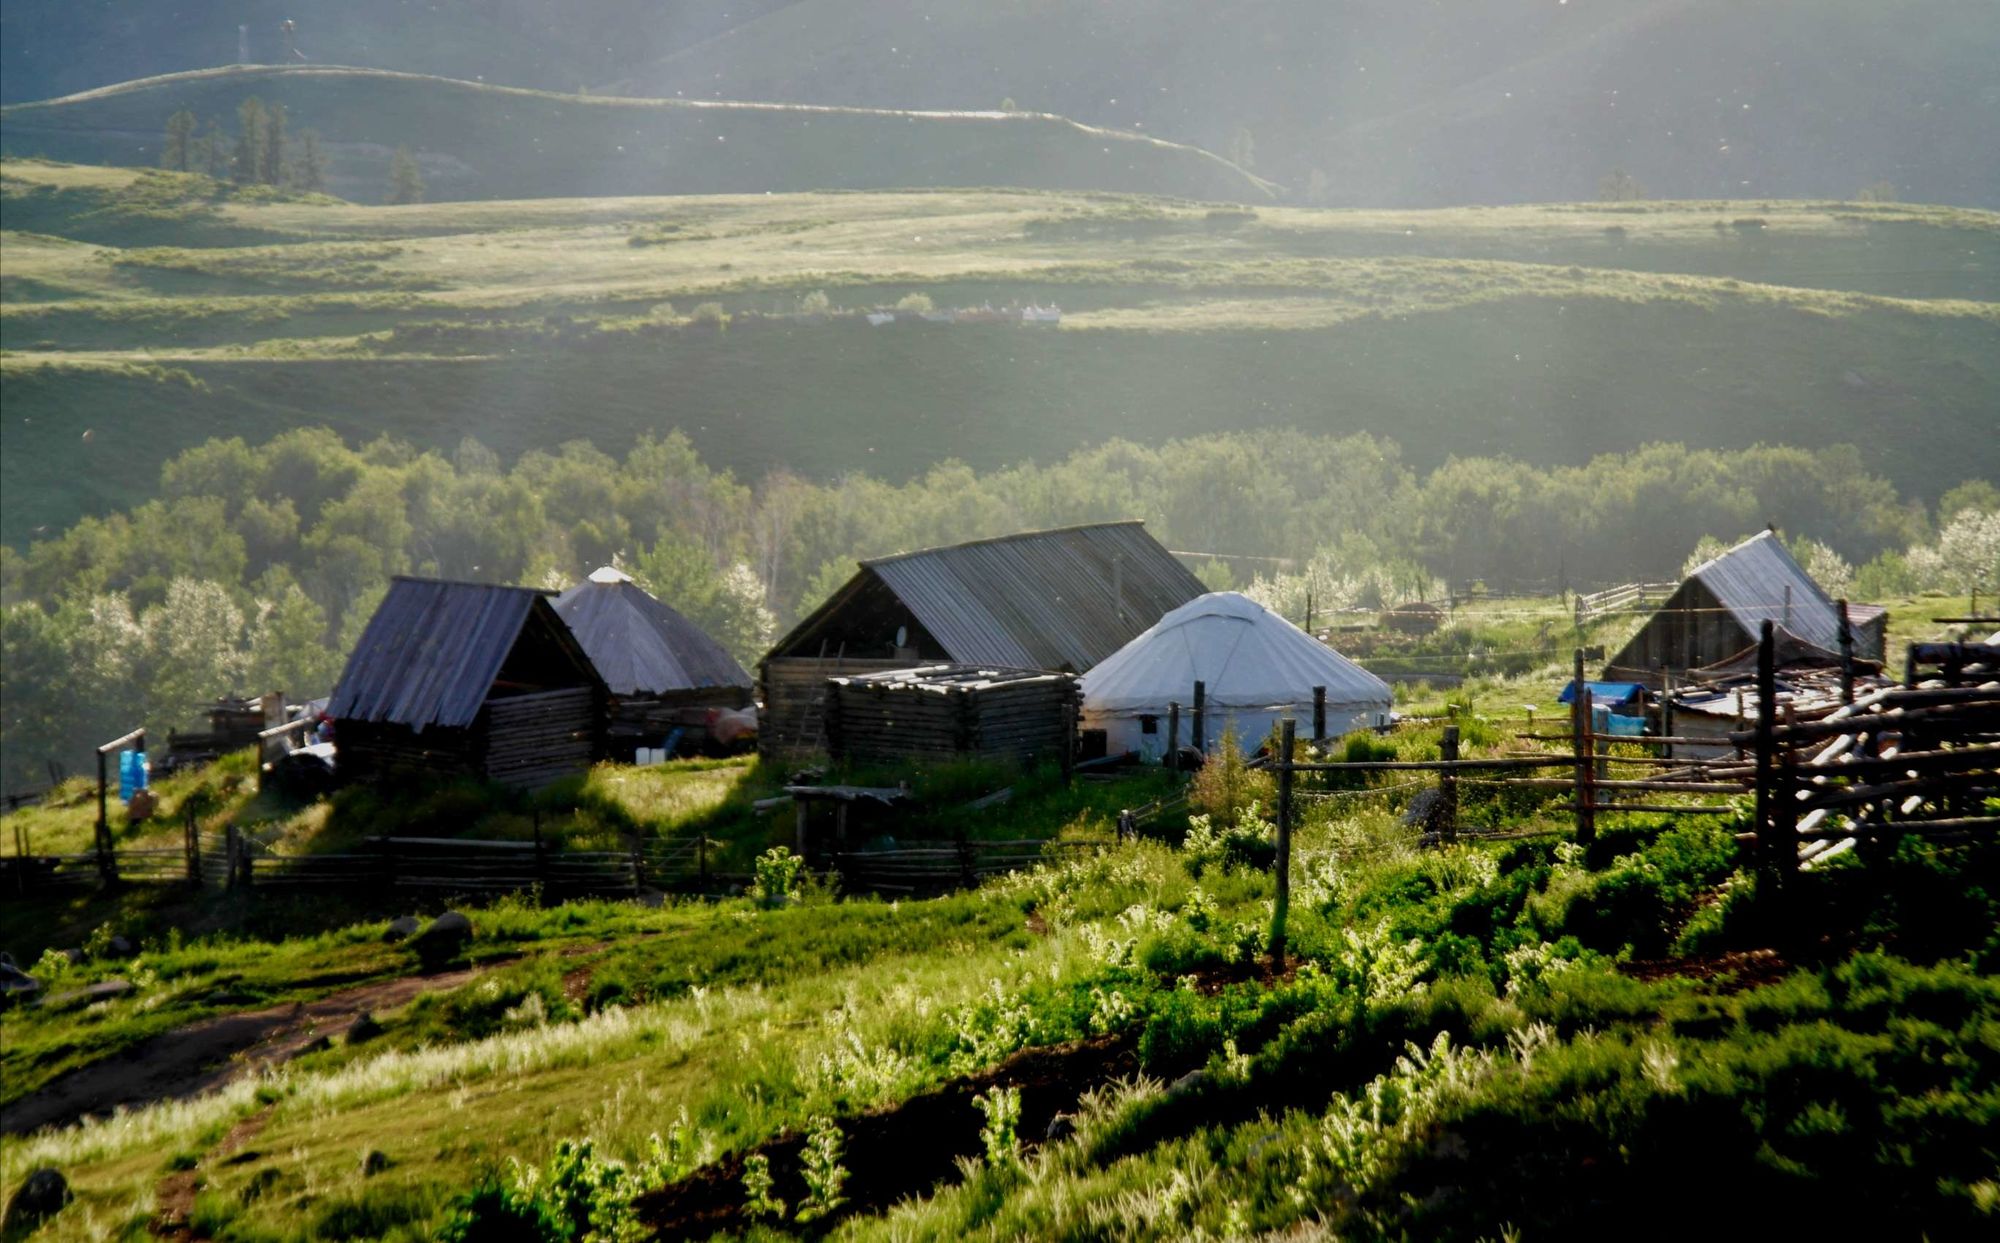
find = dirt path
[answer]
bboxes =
[636,1035,1138,1237]
[150,1106,273,1239]
[3,966,485,1136]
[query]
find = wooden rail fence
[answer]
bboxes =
[1573,581,1678,626]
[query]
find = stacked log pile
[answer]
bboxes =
[825,665,1078,767]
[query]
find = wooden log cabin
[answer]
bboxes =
[825,665,1081,767]
[554,567,754,759]
[328,577,607,790]
[758,521,1206,757]
[1604,530,1886,687]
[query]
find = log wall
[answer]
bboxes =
[826,669,1079,767]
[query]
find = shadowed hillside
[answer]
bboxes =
[3,159,1994,543]
[0,66,1273,204]
[5,2,1993,207]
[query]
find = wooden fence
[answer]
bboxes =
[8,818,722,900]
[832,838,1108,894]
[1573,581,1678,626]
[1253,632,1998,957]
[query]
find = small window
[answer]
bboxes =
[1139,715,1159,735]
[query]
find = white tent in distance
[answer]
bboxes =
[1079,591,1392,761]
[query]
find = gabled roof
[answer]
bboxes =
[773,521,1206,671]
[554,568,752,697]
[330,577,594,730]
[1687,530,1842,652]
[1080,592,1391,714]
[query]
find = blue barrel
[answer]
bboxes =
[119,749,150,800]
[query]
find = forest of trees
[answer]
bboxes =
[161,98,327,192]
[2,428,1994,789]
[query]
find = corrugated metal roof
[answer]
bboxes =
[554,572,752,697]
[329,578,581,730]
[1689,530,1842,652]
[861,521,1207,671]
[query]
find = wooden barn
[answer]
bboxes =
[1604,530,1886,686]
[760,521,1205,756]
[554,567,754,759]
[825,665,1081,767]
[329,577,607,790]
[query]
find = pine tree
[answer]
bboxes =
[258,101,288,186]
[162,109,197,172]
[290,130,328,193]
[202,118,230,179]
[232,98,266,184]
[387,146,425,205]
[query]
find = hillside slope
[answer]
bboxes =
[3,163,1994,544]
[598,0,2000,207]
[4,2,1993,207]
[0,66,1272,204]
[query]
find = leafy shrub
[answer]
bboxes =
[1188,728,1275,822]
[796,1115,848,1222]
[742,1154,784,1221]
[750,846,803,906]
[975,1085,1023,1166]
[1182,803,1275,875]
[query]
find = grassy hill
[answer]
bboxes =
[0,66,1273,205]
[2,742,1996,1239]
[3,159,1995,544]
[601,0,2000,208]
[7,2,1995,208]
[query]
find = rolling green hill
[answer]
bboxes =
[0,66,1273,205]
[3,159,1995,547]
[6,2,1995,208]
[605,0,2000,207]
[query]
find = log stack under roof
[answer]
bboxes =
[825,665,1079,767]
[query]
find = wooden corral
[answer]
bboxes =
[330,578,607,790]
[759,521,1203,756]
[825,665,1080,767]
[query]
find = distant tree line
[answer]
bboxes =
[2,429,1992,788]
[162,99,328,193]
[162,101,425,202]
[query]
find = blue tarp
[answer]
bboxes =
[1559,681,1647,706]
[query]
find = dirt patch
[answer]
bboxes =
[635,1035,1137,1237]
[4,966,485,1136]
[150,1107,273,1239]
[1618,948,1789,992]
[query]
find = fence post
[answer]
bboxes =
[533,810,550,904]
[1061,699,1077,785]
[1167,702,1181,773]
[95,748,115,885]
[225,825,240,891]
[956,828,977,891]
[1753,620,1782,915]
[1269,718,1296,969]
[1117,809,1134,842]
[698,835,710,889]
[1661,667,1675,764]
[1438,725,1460,843]
[1837,599,1855,706]
[1192,681,1206,756]
[185,803,200,887]
[1571,650,1595,844]
[1312,686,1327,746]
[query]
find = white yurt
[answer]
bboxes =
[1080,592,1392,760]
